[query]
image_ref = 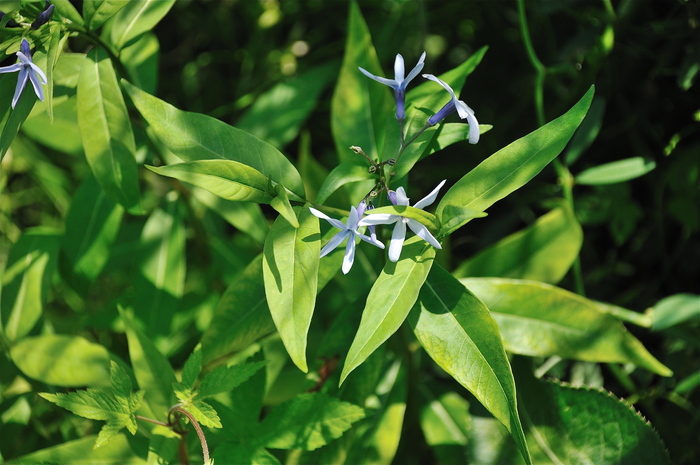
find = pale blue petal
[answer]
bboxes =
[28,68,45,101]
[423,74,458,102]
[309,207,347,231]
[358,214,400,226]
[28,62,47,84]
[394,54,405,82]
[359,67,398,88]
[320,231,348,258]
[413,179,446,209]
[342,235,357,274]
[467,112,480,144]
[388,220,407,262]
[0,63,23,74]
[357,232,385,249]
[403,51,426,86]
[407,219,442,249]
[347,205,360,229]
[394,186,410,206]
[12,67,29,109]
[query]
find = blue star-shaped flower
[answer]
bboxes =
[422,74,479,144]
[359,52,426,121]
[310,201,385,274]
[0,39,47,109]
[359,180,446,262]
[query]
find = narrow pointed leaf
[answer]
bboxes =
[269,184,300,228]
[3,434,148,465]
[78,47,140,213]
[409,265,531,465]
[651,293,700,331]
[575,157,656,185]
[438,205,488,237]
[437,86,594,222]
[51,0,85,25]
[263,206,320,372]
[340,237,436,384]
[461,278,673,376]
[147,160,273,203]
[109,0,175,50]
[83,0,128,30]
[315,161,373,205]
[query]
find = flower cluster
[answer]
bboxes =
[0,39,47,109]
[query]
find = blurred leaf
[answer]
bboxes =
[122,80,306,198]
[331,2,393,167]
[120,32,159,95]
[418,389,470,465]
[59,175,124,293]
[315,161,373,205]
[78,47,141,213]
[200,255,275,365]
[148,160,273,203]
[119,307,177,421]
[237,62,338,149]
[257,393,365,451]
[10,334,110,388]
[1,227,61,343]
[453,206,583,285]
[198,360,267,399]
[50,0,85,26]
[39,23,68,123]
[576,157,656,185]
[409,265,531,464]
[513,360,671,465]
[108,0,175,50]
[213,443,280,465]
[651,293,700,331]
[0,69,38,162]
[83,0,128,31]
[4,434,148,465]
[563,97,606,166]
[437,86,594,224]
[263,206,320,372]
[340,237,435,384]
[39,361,144,448]
[461,278,673,376]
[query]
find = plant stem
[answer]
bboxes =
[170,406,210,465]
[135,415,170,427]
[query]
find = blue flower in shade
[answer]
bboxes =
[422,74,479,144]
[0,39,47,109]
[310,201,385,274]
[359,180,446,262]
[359,52,426,121]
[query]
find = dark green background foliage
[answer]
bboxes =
[1,0,698,464]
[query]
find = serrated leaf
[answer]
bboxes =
[122,80,305,198]
[198,361,267,399]
[409,265,531,465]
[263,206,320,372]
[108,0,175,50]
[11,334,110,388]
[454,206,582,284]
[77,47,141,213]
[1,227,61,343]
[315,161,373,205]
[258,393,365,451]
[147,160,273,203]
[437,86,594,223]
[181,346,203,390]
[185,399,222,429]
[461,278,673,376]
[576,157,656,185]
[340,237,435,384]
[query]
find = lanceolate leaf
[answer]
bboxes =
[77,47,141,213]
[147,160,274,203]
[453,206,582,285]
[575,157,656,185]
[461,278,673,376]
[437,86,594,225]
[83,0,128,31]
[409,265,532,465]
[122,81,305,198]
[263,206,320,372]
[269,183,300,228]
[315,161,374,205]
[108,0,176,50]
[340,237,436,385]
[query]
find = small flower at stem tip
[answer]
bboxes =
[0,39,47,109]
[422,74,480,144]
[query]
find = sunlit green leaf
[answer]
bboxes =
[4,434,148,465]
[315,161,373,205]
[198,360,267,399]
[576,157,656,185]
[51,0,85,25]
[108,0,176,50]
[83,0,128,30]
[269,183,300,228]
[366,205,439,232]
[651,293,700,331]
[419,388,470,465]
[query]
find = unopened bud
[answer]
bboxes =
[31,4,54,29]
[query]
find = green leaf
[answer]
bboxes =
[366,205,440,232]
[263,206,320,372]
[4,434,148,465]
[418,389,470,465]
[213,443,280,465]
[108,0,175,50]
[437,86,595,223]
[198,361,268,399]
[78,47,141,213]
[512,359,671,465]
[119,32,159,95]
[10,334,110,388]
[200,255,276,365]
[331,1,393,167]
[180,346,203,390]
[119,307,177,420]
[576,157,657,185]
[183,399,222,429]
[40,23,69,123]
[147,160,274,203]
[59,176,124,293]
[0,69,37,162]
[39,361,144,448]
[258,393,365,451]
[563,97,606,166]
[438,205,488,237]
[461,278,673,376]
[269,183,300,228]
[122,80,306,198]
[453,206,582,284]
[83,0,128,30]
[1,227,61,342]
[132,200,185,338]
[409,265,531,465]
[651,293,700,331]
[340,237,436,385]
[51,0,85,25]
[315,161,373,205]
[237,62,338,149]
